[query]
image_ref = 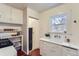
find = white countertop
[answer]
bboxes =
[40,38,79,50]
[0,35,23,39]
[0,46,17,56]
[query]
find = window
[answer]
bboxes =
[51,14,67,32]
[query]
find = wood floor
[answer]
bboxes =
[17,50,27,56]
[17,49,41,56]
[29,48,41,56]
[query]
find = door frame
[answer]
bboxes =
[26,16,39,55]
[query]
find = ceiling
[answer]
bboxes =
[6,3,62,12]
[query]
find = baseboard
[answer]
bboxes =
[22,50,27,54]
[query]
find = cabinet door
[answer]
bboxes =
[40,40,63,56]
[62,46,78,56]
[47,44,63,56]
[40,40,48,56]
[0,4,11,23]
[12,7,23,24]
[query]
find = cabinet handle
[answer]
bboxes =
[63,45,77,50]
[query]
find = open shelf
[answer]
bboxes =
[8,35,23,51]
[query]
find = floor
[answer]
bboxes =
[17,49,40,56]
[29,48,41,56]
[17,50,27,56]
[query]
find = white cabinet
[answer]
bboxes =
[40,40,62,56]
[11,7,23,24]
[40,40,79,56]
[62,46,78,56]
[0,4,23,24]
[8,35,23,51]
[0,4,11,23]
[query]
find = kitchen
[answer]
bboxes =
[0,3,79,56]
[39,3,79,56]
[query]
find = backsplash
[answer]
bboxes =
[44,32,72,43]
[0,26,21,31]
[0,25,22,39]
[50,33,65,43]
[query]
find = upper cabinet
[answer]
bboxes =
[0,4,11,23]
[11,7,23,24]
[0,4,23,24]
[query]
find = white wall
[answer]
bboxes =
[27,8,39,19]
[39,4,71,38]
[0,24,22,31]
[22,7,27,53]
[39,4,79,46]
[23,7,40,54]
[27,7,40,50]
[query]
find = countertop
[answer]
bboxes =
[40,38,79,50]
[0,35,23,39]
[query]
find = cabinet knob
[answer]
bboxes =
[45,33,50,37]
[66,39,70,43]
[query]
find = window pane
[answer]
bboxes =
[51,13,67,32]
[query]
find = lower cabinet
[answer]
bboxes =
[40,40,79,56]
[62,46,78,56]
[40,40,63,56]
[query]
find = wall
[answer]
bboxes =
[27,7,40,50]
[22,7,27,53]
[0,23,22,31]
[70,4,79,46]
[27,8,39,19]
[23,7,39,54]
[39,4,79,46]
[39,4,71,38]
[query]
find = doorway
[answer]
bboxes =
[28,28,33,50]
[28,17,39,52]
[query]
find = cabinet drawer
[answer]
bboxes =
[40,40,63,56]
[63,46,78,56]
[40,40,57,48]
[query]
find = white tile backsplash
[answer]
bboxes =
[0,33,12,39]
[50,33,65,43]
